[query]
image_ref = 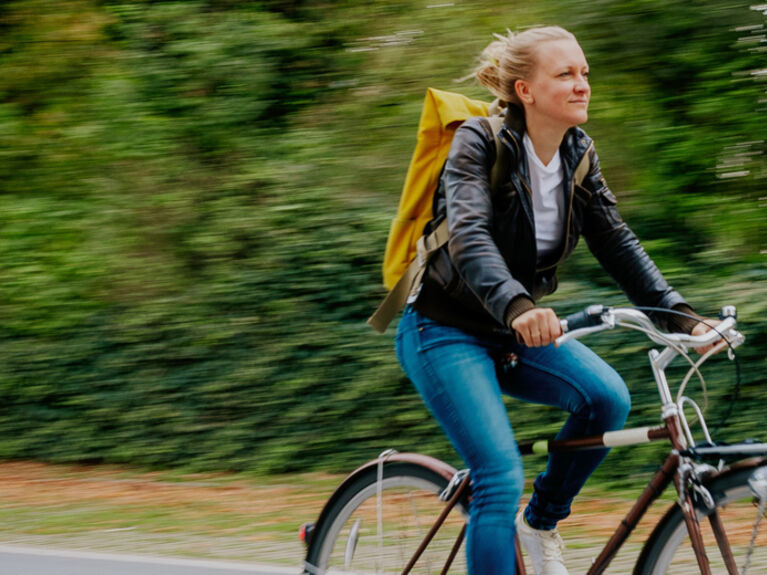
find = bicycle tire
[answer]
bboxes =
[634,461,767,574]
[305,460,469,574]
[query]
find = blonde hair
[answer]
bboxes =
[475,26,576,107]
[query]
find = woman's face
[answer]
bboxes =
[521,38,591,129]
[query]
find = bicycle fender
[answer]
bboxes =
[303,452,459,550]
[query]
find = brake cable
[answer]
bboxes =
[633,306,742,436]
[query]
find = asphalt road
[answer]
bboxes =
[0,545,299,575]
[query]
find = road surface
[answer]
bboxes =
[0,545,299,575]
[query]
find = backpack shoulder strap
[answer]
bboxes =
[366,217,449,333]
[573,143,592,187]
[485,115,507,195]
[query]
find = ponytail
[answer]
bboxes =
[474,26,576,107]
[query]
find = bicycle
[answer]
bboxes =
[300,305,767,574]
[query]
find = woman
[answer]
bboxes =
[395,26,712,575]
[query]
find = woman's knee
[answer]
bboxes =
[586,371,631,429]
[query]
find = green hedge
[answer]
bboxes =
[0,0,764,482]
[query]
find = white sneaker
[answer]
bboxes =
[515,511,569,575]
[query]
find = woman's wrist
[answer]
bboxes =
[667,303,701,334]
[504,296,536,329]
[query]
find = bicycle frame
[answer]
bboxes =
[399,306,764,575]
[406,426,767,575]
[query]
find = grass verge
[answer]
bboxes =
[0,460,678,569]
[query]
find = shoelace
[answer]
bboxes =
[539,529,566,562]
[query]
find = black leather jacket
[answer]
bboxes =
[413,105,688,335]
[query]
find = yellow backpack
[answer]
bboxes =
[367,88,504,333]
[381,88,500,291]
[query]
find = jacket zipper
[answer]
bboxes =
[506,130,541,275]
[537,141,593,273]
[504,128,592,274]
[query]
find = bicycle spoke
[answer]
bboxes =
[318,477,467,574]
[742,498,766,574]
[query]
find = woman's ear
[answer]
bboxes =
[515,79,534,105]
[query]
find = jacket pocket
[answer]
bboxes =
[532,273,559,300]
[446,273,469,303]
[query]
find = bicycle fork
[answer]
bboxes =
[668,413,738,575]
[582,413,737,575]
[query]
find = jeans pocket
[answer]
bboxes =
[415,314,481,353]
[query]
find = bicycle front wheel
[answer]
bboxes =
[305,460,469,574]
[635,463,767,575]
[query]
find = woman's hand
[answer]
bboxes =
[691,319,723,355]
[511,307,562,347]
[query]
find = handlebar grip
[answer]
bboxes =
[562,305,606,332]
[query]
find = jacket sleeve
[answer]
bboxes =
[581,147,689,326]
[443,118,532,326]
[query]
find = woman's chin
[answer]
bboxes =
[572,112,588,126]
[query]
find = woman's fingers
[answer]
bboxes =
[531,326,542,347]
[691,320,722,355]
[511,307,561,347]
[529,317,543,347]
[548,311,563,342]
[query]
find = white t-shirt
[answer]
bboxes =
[523,133,565,263]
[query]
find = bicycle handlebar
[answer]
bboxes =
[556,305,745,351]
[560,304,608,332]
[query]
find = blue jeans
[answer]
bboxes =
[395,307,630,574]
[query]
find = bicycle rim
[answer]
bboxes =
[637,466,767,575]
[308,463,468,574]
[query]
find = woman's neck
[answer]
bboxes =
[524,114,568,166]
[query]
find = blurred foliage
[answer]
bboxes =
[0,0,764,487]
